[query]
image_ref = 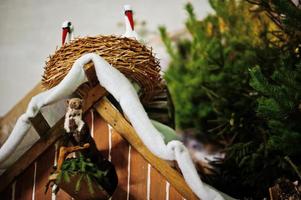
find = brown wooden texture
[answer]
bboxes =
[85,111,110,159]
[84,62,99,87]
[111,129,130,200]
[1,87,187,199]
[94,98,198,200]
[129,148,148,200]
[29,111,51,137]
[34,146,55,200]
[15,164,35,200]
[0,86,106,192]
[150,166,166,200]
[81,85,107,111]
[169,184,185,200]
[56,189,72,200]
[0,108,187,200]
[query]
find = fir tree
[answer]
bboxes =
[160,0,301,198]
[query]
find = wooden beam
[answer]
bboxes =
[29,112,51,137]
[84,62,99,87]
[94,98,199,200]
[0,86,107,192]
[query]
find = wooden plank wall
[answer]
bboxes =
[0,110,185,200]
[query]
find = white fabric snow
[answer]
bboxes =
[0,53,225,200]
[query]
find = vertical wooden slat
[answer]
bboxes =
[87,114,110,159]
[15,164,35,200]
[169,185,184,200]
[34,146,55,200]
[129,148,148,200]
[32,162,37,200]
[166,181,171,200]
[108,125,113,161]
[111,130,129,200]
[150,167,166,200]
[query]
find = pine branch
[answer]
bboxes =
[284,156,301,181]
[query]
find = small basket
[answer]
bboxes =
[57,173,110,200]
[55,156,118,200]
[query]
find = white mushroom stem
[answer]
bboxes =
[0,53,226,200]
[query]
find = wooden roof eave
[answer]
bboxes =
[94,98,198,200]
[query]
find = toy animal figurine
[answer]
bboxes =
[47,98,118,196]
[64,98,85,134]
[50,97,91,174]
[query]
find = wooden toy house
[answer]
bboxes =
[0,36,199,200]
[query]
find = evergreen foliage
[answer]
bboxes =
[160,0,301,198]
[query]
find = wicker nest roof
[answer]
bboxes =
[42,35,164,102]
